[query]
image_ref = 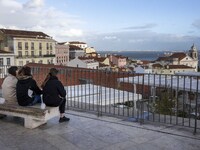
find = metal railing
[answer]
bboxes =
[0,65,200,133]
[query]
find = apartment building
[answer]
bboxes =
[109,54,127,68]
[55,43,69,66]
[0,29,56,66]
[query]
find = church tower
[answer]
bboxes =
[189,43,198,60]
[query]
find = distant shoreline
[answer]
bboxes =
[97,50,194,61]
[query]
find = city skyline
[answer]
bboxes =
[0,0,200,51]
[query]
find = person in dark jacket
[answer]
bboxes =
[16,66,42,106]
[42,68,70,123]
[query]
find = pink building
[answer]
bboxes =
[55,44,69,66]
[109,55,127,68]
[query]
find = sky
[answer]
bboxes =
[0,0,200,51]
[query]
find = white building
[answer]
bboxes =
[68,57,99,69]
[134,65,153,74]
[0,50,15,77]
[155,44,198,72]
[0,50,15,66]
[152,64,195,75]
[67,41,87,49]
[0,28,56,66]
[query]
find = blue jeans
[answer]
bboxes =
[28,95,41,106]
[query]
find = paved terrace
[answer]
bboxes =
[0,110,200,150]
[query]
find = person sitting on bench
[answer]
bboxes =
[41,68,70,123]
[16,66,42,106]
[2,66,18,105]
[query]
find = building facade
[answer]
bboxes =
[69,45,85,60]
[55,44,69,66]
[152,64,195,75]
[109,55,127,68]
[68,57,99,69]
[0,29,56,66]
[155,44,199,72]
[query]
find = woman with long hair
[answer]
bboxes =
[42,68,70,123]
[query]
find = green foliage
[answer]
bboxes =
[155,92,175,115]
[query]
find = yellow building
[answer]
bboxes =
[0,29,56,66]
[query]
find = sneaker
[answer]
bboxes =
[59,116,70,123]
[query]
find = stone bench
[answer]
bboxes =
[0,104,59,129]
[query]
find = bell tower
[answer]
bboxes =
[189,43,198,60]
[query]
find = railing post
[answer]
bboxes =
[193,76,199,135]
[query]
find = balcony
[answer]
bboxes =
[16,54,55,58]
[43,54,55,57]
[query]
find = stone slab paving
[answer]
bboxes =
[0,110,200,150]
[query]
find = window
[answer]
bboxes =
[18,51,22,57]
[26,61,29,64]
[50,43,52,50]
[25,42,28,50]
[7,58,10,65]
[31,51,34,56]
[25,51,28,56]
[18,42,22,50]
[31,42,34,50]
[38,60,43,64]
[0,58,3,65]
[39,51,42,56]
[39,43,42,50]
[47,43,49,50]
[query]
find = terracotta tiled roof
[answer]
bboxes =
[152,63,163,68]
[165,65,193,69]
[69,41,86,44]
[0,28,51,39]
[113,55,127,59]
[69,45,83,50]
[156,57,169,61]
[169,52,186,61]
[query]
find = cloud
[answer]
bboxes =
[0,0,85,42]
[123,23,157,30]
[23,0,44,8]
[60,29,83,37]
[0,0,22,9]
[103,36,120,41]
[86,30,200,51]
[192,20,200,29]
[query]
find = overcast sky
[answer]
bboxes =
[0,0,200,51]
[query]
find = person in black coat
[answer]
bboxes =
[42,68,70,123]
[16,66,42,106]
